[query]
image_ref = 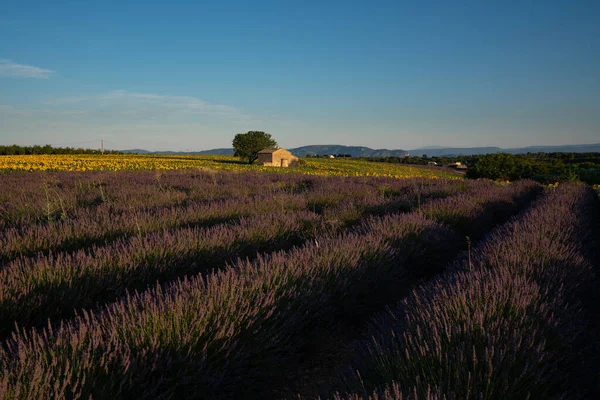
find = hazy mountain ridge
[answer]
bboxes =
[122,143,600,157]
[414,144,600,157]
[121,145,410,157]
[413,147,501,157]
[122,148,235,156]
[288,145,410,157]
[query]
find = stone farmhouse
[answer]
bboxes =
[257,148,299,167]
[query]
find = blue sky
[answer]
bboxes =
[1,0,599,151]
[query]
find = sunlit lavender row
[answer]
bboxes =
[0,170,467,227]
[335,183,600,399]
[0,171,473,264]
[0,172,481,339]
[0,172,541,399]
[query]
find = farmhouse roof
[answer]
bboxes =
[258,147,285,154]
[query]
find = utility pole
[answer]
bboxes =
[101,139,104,155]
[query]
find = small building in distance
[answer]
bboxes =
[446,161,468,170]
[257,147,299,167]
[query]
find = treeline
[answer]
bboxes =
[0,144,121,155]
[466,152,600,184]
[361,152,600,184]
[361,155,465,166]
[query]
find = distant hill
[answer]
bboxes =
[193,148,235,155]
[122,145,409,158]
[411,145,447,150]
[122,148,234,155]
[410,147,502,157]
[122,143,600,157]
[122,148,152,154]
[504,144,600,154]
[289,145,409,158]
[411,144,600,157]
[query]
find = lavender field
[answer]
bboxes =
[0,169,598,399]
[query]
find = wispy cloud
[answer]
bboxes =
[1,89,261,150]
[0,105,32,116]
[45,90,254,123]
[0,59,54,79]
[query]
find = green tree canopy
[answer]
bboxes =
[232,131,277,164]
[466,153,517,180]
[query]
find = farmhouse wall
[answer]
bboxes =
[258,148,298,167]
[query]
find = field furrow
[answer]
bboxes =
[333,184,600,399]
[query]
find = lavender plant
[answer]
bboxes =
[337,184,599,399]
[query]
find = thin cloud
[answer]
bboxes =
[2,90,261,151]
[0,59,54,79]
[45,90,255,123]
[0,105,32,116]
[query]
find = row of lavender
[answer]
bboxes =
[0,170,339,223]
[0,179,540,398]
[334,183,599,399]
[0,171,471,264]
[0,170,265,227]
[0,170,465,228]
[0,175,480,339]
